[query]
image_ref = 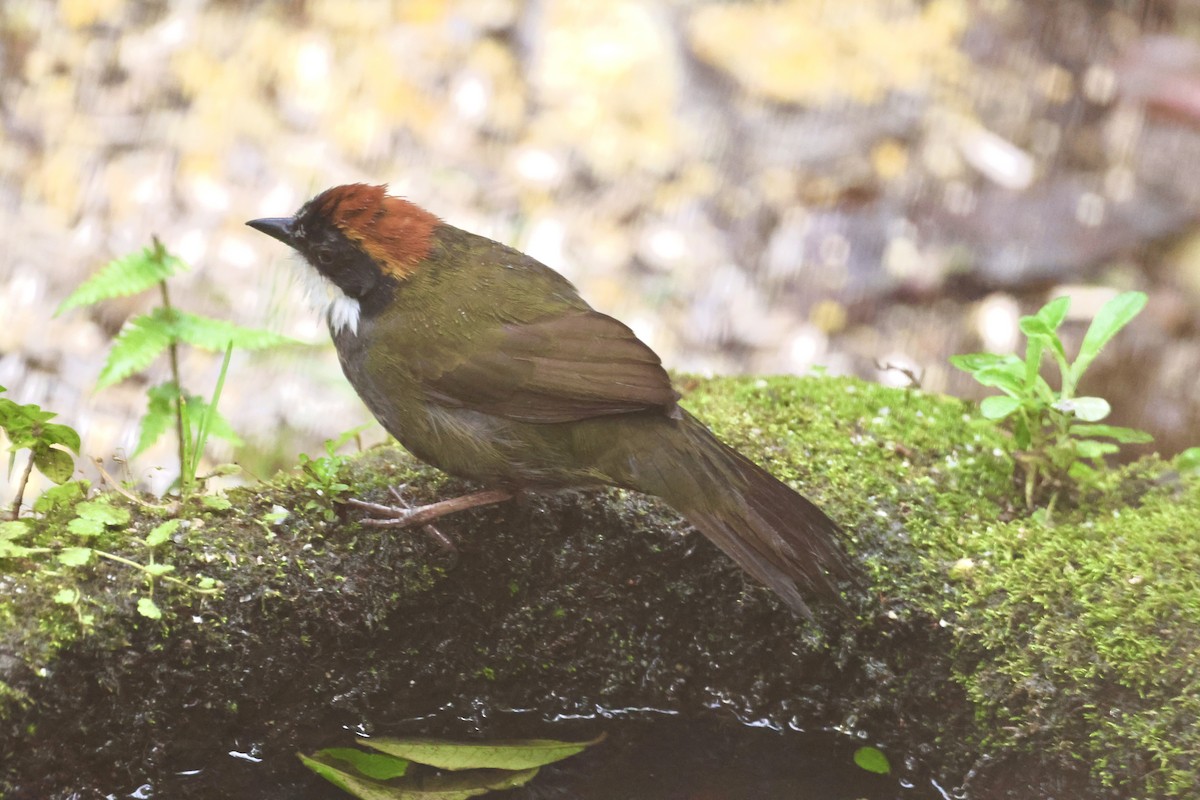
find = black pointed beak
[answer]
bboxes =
[246,217,297,248]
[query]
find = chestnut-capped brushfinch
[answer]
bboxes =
[248,184,853,619]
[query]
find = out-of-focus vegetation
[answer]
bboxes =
[1,0,1198,504]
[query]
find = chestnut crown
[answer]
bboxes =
[247,183,439,301]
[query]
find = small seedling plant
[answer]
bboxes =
[48,502,219,623]
[0,429,220,623]
[952,291,1152,510]
[56,238,294,500]
[0,238,294,623]
[296,424,372,521]
[0,385,81,519]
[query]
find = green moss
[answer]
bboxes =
[681,375,1015,587]
[0,443,445,721]
[949,475,1200,797]
[682,375,1198,797]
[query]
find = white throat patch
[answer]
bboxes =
[296,256,361,336]
[328,295,362,336]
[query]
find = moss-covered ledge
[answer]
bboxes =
[1,376,1196,798]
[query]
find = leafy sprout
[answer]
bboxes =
[0,385,81,518]
[952,291,1152,510]
[56,238,295,500]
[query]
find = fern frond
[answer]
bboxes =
[167,310,296,351]
[57,241,185,315]
[184,393,243,447]
[96,313,173,389]
[133,383,178,456]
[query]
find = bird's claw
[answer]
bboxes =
[346,497,421,526]
[347,487,459,555]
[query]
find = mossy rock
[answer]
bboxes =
[0,376,1195,798]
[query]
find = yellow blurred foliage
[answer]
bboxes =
[59,0,124,28]
[690,0,968,105]
[871,139,909,180]
[811,298,848,334]
[534,0,680,176]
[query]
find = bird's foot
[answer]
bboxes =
[347,485,513,533]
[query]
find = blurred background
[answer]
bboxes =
[1,0,1198,503]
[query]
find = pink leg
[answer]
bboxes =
[347,487,514,529]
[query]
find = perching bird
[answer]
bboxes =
[248,184,853,619]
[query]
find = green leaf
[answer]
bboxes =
[134,383,179,456]
[1018,315,1055,339]
[299,750,539,800]
[1019,315,1066,362]
[971,364,1026,396]
[853,745,891,775]
[75,500,131,527]
[57,546,93,566]
[1075,440,1119,459]
[20,404,56,424]
[53,588,80,604]
[67,517,105,537]
[1069,424,1153,444]
[1055,396,1110,422]
[1178,447,1200,475]
[365,735,603,771]
[949,352,1013,374]
[0,520,32,541]
[1035,295,1071,331]
[1013,413,1032,450]
[186,340,234,489]
[1070,291,1147,385]
[0,400,27,434]
[56,242,186,315]
[202,495,232,511]
[298,752,398,800]
[32,479,90,513]
[980,395,1021,420]
[316,748,410,780]
[0,401,57,448]
[1068,460,1099,482]
[96,313,173,389]
[40,422,81,454]
[137,597,163,619]
[167,310,296,351]
[401,767,539,796]
[144,519,181,547]
[328,423,375,455]
[32,443,75,484]
[189,401,243,447]
[143,563,176,576]
[1028,374,1057,404]
[0,540,44,558]
[0,521,44,559]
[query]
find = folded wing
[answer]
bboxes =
[419,309,681,423]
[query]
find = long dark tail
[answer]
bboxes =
[609,411,854,620]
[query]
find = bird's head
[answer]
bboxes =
[247,183,439,334]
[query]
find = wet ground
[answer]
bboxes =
[121,713,948,800]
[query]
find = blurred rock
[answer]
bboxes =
[1,0,1199,506]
